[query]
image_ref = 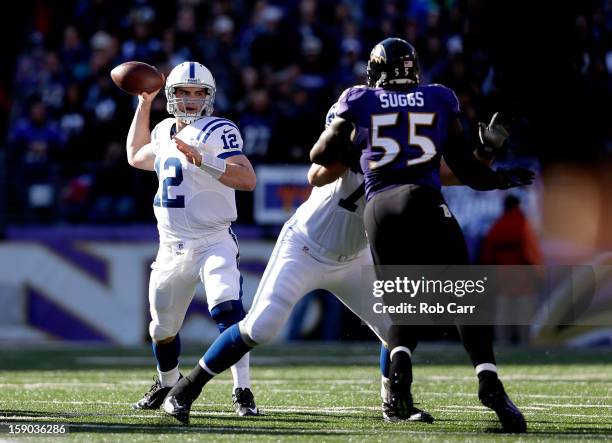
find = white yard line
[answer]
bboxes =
[427,392,612,400]
[268,388,331,393]
[418,375,612,382]
[3,399,611,417]
[433,406,612,419]
[0,399,380,414]
[436,405,546,414]
[0,379,298,388]
[532,403,612,409]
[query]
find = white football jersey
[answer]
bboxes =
[292,168,367,257]
[150,116,244,243]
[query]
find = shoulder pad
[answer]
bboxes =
[193,117,240,144]
[151,118,175,142]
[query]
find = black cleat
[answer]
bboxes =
[382,402,434,423]
[389,351,414,420]
[163,376,202,425]
[132,375,180,410]
[233,387,260,416]
[479,379,527,433]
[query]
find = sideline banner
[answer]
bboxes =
[0,226,274,345]
[254,165,311,224]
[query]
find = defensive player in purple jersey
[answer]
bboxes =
[310,38,532,433]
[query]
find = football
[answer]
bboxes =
[110,61,164,95]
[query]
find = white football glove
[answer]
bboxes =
[477,112,510,159]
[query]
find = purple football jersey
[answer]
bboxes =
[335,84,460,200]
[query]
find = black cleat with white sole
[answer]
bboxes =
[163,376,202,425]
[132,375,181,410]
[382,402,434,423]
[233,387,260,416]
[479,378,527,433]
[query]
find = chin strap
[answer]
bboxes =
[199,152,226,180]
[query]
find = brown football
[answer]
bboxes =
[110,61,164,95]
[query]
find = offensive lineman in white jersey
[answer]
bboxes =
[162,97,509,424]
[125,61,259,416]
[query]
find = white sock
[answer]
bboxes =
[390,346,412,360]
[158,365,180,387]
[198,358,217,376]
[475,363,498,375]
[381,376,390,403]
[230,352,251,390]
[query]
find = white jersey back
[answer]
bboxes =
[150,116,244,243]
[292,168,366,257]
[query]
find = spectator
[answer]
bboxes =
[56,82,87,170]
[239,89,276,162]
[121,17,163,65]
[7,99,64,222]
[481,195,543,345]
[172,5,201,62]
[89,141,136,222]
[60,26,90,81]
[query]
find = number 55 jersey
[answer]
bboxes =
[150,116,244,243]
[335,84,460,200]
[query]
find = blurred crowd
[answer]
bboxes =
[2,0,611,225]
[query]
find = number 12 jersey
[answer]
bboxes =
[150,116,244,243]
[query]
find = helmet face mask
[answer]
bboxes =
[366,38,420,88]
[167,87,211,124]
[165,62,216,124]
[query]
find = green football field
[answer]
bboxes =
[1,343,611,442]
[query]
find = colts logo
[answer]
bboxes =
[370,44,386,63]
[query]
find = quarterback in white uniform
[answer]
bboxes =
[125,61,259,416]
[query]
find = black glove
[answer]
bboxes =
[496,167,535,189]
[477,112,510,159]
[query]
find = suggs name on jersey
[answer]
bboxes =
[379,91,424,108]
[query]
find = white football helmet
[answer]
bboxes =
[165,61,216,124]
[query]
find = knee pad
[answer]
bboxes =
[149,321,177,343]
[210,299,246,333]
